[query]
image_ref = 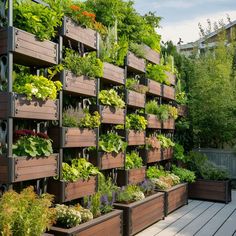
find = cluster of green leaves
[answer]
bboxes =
[146,64,169,85]
[99,89,125,108]
[126,151,143,170]
[129,42,145,58]
[157,135,175,148]
[147,166,166,179]
[172,165,196,183]
[13,0,63,40]
[126,78,148,94]
[63,107,101,129]
[64,49,103,78]
[13,73,62,101]
[62,158,100,182]
[0,186,55,235]
[173,143,185,162]
[99,132,127,153]
[126,114,147,131]
[176,80,188,105]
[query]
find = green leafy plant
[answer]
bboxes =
[173,143,186,162]
[158,135,175,148]
[172,165,196,183]
[64,49,103,78]
[13,130,53,157]
[147,166,166,179]
[129,42,145,58]
[99,132,127,153]
[126,114,147,131]
[61,158,100,182]
[146,64,169,85]
[126,151,143,170]
[0,186,55,235]
[99,89,125,108]
[126,78,148,94]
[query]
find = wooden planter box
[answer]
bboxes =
[0,27,58,66]
[48,127,97,148]
[160,183,188,216]
[141,149,162,164]
[165,71,176,86]
[188,179,231,203]
[0,92,59,120]
[142,45,160,65]
[0,154,59,183]
[47,176,97,203]
[127,130,145,146]
[147,79,162,96]
[117,167,146,186]
[100,106,125,125]
[126,90,145,108]
[61,17,97,50]
[114,192,165,236]
[89,152,125,170]
[178,105,188,117]
[62,71,97,97]
[163,85,175,100]
[103,62,125,85]
[162,148,173,160]
[126,51,146,73]
[49,210,123,236]
[163,118,175,130]
[146,114,162,129]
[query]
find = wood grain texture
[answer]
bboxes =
[101,106,125,124]
[147,114,162,129]
[127,130,145,146]
[163,85,175,100]
[126,51,146,73]
[147,79,162,96]
[127,90,145,108]
[162,118,175,130]
[142,45,160,65]
[103,62,125,85]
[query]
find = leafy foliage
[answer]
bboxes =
[99,89,125,108]
[157,135,175,148]
[129,42,145,58]
[125,151,143,170]
[146,64,169,85]
[139,179,156,196]
[172,165,196,183]
[126,114,147,131]
[126,78,148,94]
[0,186,55,235]
[173,143,185,162]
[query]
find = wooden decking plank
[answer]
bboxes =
[176,203,225,236]
[195,203,235,236]
[214,209,236,236]
[156,202,214,236]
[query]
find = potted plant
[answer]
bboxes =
[0,129,59,183]
[117,151,146,186]
[114,182,165,236]
[126,49,146,73]
[145,100,162,129]
[158,134,175,160]
[47,158,100,203]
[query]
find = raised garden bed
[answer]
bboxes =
[48,127,98,148]
[126,90,145,108]
[163,118,175,130]
[178,105,188,117]
[165,71,176,86]
[0,92,59,120]
[47,176,97,203]
[160,183,188,216]
[61,70,97,97]
[162,148,173,160]
[61,17,97,50]
[162,85,175,100]
[114,192,165,235]
[146,79,162,96]
[126,51,146,73]
[100,106,125,125]
[116,167,146,186]
[0,27,58,66]
[103,62,125,85]
[188,179,231,203]
[89,152,125,170]
[127,130,145,146]
[146,114,162,129]
[141,149,162,164]
[0,154,59,183]
[142,45,160,65]
[49,210,123,236]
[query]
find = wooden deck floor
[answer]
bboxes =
[137,191,236,236]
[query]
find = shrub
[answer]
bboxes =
[125,151,143,170]
[172,165,196,183]
[146,64,169,84]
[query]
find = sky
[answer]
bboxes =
[133,0,236,45]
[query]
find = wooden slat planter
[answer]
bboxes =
[188,179,231,203]
[127,130,145,146]
[163,85,175,100]
[0,154,59,183]
[100,106,125,125]
[146,114,161,129]
[102,62,125,85]
[61,17,97,50]
[178,105,188,117]
[146,79,162,96]
[47,176,97,203]
[62,71,97,97]
[141,149,162,164]
[126,90,145,108]
[0,27,58,66]
[48,127,97,148]
[165,71,176,86]
[114,192,165,235]
[0,92,59,120]
[162,148,173,160]
[126,51,146,73]
[160,183,188,216]
[116,167,146,186]
[142,45,160,65]
[89,152,125,170]
[49,210,123,236]
[163,118,175,130]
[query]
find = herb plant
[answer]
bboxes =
[126,78,148,94]
[146,64,169,85]
[157,135,175,148]
[173,143,185,162]
[126,151,143,170]
[129,42,145,58]
[99,89,125,108]
[172,165,196,183]
[126,114,147,131]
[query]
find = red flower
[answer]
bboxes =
[36,132,49,140]
[70,5,81,11]
[15,129,35,137]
